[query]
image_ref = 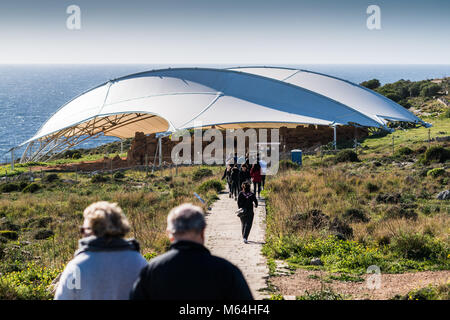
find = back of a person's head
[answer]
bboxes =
[83,201,130,238]
[167,203,206,236]
[242,182,251,193]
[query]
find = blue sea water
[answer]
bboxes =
[0,64,449,162]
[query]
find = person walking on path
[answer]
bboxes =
[221,165,233,198]
[239,164,251,187]
[250,163,262,198]
[54,201,148,300]
[237,182,258,244]
[230,164,240,200]
[259,156,267,190]
[130,203,253,300]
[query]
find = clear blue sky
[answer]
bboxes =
[0,0,448,64]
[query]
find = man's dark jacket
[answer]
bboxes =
[130,240,253,300]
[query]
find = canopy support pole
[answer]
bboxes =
[333,125,337,150]
[158,136,162,167]
[11,149,14,171]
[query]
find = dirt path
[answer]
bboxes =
[204,190,269,300]
[271,265,449,300]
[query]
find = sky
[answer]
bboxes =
[0,0,449,64]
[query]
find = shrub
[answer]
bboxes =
[398,283,450,300]
[33,229,54,240]
[0,230,18,240]
[192,168,213,181]
[376,193,401,204]
[22,183,41,193]
[343,208,369,223]
[297,286,346,300]
[423,146,450,163]
[43,174,59,183]
[420,83,441,97]
[384,205,418,220]
[278,160,300,171]
[197,179,223,194]
[18,181,29,191]
[427,168,445,178]
[290,209,329,230]
[91,174,109,183]
[0,183,20,193]
[328,218,353,240]
[366,182,379,193]
[0,262,61,300]
[29,217,52,229]
[334,150,359,163]
[113,171,125,180]
[390,232,447,261]
[395,146,413,156]
[360,79,380,90]
[63,149,82,159]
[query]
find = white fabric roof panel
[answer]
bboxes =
[229,66,424,125]
[22,67,425,146]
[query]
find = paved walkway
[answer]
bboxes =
[204,189,269,300]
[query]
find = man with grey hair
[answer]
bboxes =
[130,203,253,300]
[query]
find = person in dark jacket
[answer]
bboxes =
[130,203,253,300]
[230,164,240,200]
[250,163,262,198]
[239,164,251,187]
[221,165,233,198]
[237,182,258,244]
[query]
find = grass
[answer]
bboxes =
[0,152,128,177]
[262,116,450,276]
[0,165,224,299]
[393,282,450,300]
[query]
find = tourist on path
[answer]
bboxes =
[130,203,253,300]
[250,163,262,198]
[54,201,147,300]
[230,164,240,199]
[259,156,267,190]
[239,164,251,188]
[221,165,233,198]
[237,182,258,244]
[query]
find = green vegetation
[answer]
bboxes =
[334,150,360,163]
[263,112,449,277]
[296,285,347,300]
[0,165,224,299]
[393,283,449,300]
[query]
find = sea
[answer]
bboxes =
[0,64,449,162]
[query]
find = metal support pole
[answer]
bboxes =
[333,125,337,151]
[120,140,123,154]
[158,137,162,168]
[145,153,149,177]
[11,149,14,171]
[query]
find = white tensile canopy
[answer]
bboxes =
[18,66,427,162]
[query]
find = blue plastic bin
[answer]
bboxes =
[291,149,302,166]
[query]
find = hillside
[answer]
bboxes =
[0,77,449,300]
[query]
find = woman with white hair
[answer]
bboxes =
[54,201,148,300]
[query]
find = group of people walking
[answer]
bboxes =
[222,154,267,199]
[222,154,266,244]
[54,201,253,300]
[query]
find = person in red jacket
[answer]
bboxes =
[250,163,262,198]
